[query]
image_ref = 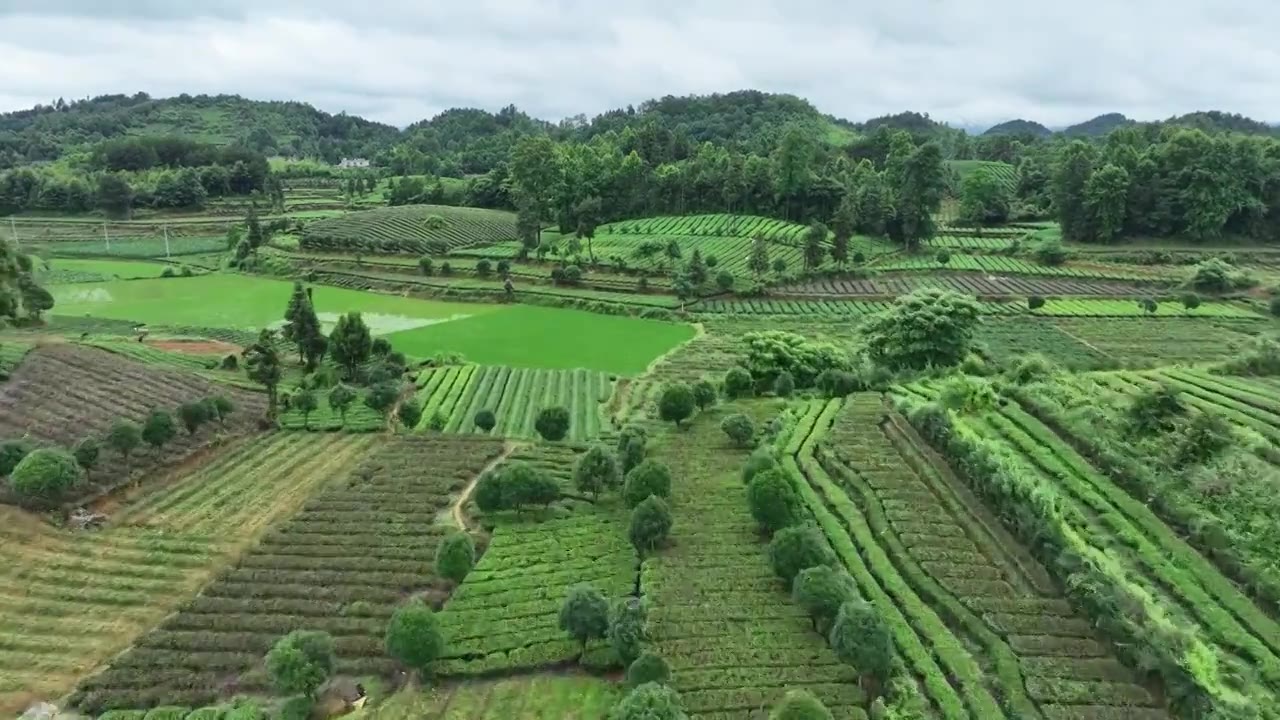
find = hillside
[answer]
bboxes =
[1165,111,1278,136]
[0,93,401,165]
[983,119,1052,137]
[1061,112,1134,137]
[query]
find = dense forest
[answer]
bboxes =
[1,90,1278,244]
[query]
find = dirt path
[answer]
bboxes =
[451,442,519,532]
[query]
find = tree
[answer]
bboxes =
[769,690,834,720]
[1181,293,1202,311]
[863,289,982,371]
[282,282,319,365]
[624,459,673,507]
[686,249,708,286]
[510,136,560,242]
[266,630,334,698]
[107,420,142,468]
[617,424,648,473]
[658,383,696,428]
[8,448,82,501]
[574,444,620,501]
[691,380,717,411]
[957,168,1012,227]
[244,329,283,416]
[815,369,860,398]
[398,399,423,430]
[435,531,475,585]
[178,401,210,435]
[1027,295,1046,311]
[802,222,827,271]
[96,173,134,217]
[769,525,836,585]
[629,495,673,556]
[772,258,788,275]
[474,409,497,433]
[1052,141,1096,241]
[473,471,506,513]
[610,683,688,720]
[715,270,734,292]
[626,652,671,688]
[723,367,754,399]
[142,410,176,455]
[329,312,373,379]
[792,566,857,633]
[720,414,756,448]
[773,371,796,398]
[1083,163,1130,242]
[535,406,571,441]
[609,597,647,666]
[829,600,894,699]
[364,382,400,417]
[559,583,610,651]
[327,384,356,424]
[385,600,444,673]
[748,235,771,277]
[747,468,801,534]
[73,437,100,480]
[888,143,947,250]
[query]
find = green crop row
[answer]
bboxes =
[300,204,517,255]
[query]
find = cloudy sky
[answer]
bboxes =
[1,0,1277,129]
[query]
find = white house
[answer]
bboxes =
[337,157,371,169]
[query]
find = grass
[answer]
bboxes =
[49,274,499,335]
[365,675,621,719]
[385,305,696,376]
[37,258,178,282]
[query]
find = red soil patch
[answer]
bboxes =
[148,339,242,355]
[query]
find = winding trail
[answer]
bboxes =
[450,441,519,532]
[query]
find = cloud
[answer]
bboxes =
[1,0,1277,129]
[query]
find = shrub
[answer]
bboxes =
[497,259,511,276]
[769,525,836,585]
[435,531,475,584]
[773,371,796,398]
[563,264,583,284]
[559,583,610,650]
[440,261,453,276]
[829,600,894,697]
[1218,335,1280,376]
[629,495,672,555]
[184,707,225,720]
[851,251,866,264]
[935,251,951,265]
[769,689,834,720]
[720,413,756,448]
[741,448,779,485]
[474,408,497,432]
[1006,353,1058,385]
[715,270,734,292]
[1181,292,1202,310]
[266,630,334,697]
[792,566,858,633]
[1190,258,1254,293]
[747,468,800,534]
[863,288,982,371]
[418,256,433,275]
[9,448,82,500]
[574,443,621,500]
[385,600,444,672]
[475,259,493,277]
[535,406,571,441]
[815,369,860,398]
[0,438,34,476]
[608,597,647,666]
[1027,295,1045,310]
[1271,296,1280,318]
[723,366,755,399]
[610,682,688,720]
[626,651,671,687]
[161,266,176,278]
[658,383,696,427]
[1032,238,1067,266]
[624,459,672,507]
[276,697,312,720]
[616,424,648,473]
[473,471,506,513]
[691,379,718,411]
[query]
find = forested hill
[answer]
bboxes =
[0,93,400,165]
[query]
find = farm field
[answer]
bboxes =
[36,258,178,283]
[871,254,1167,280]
[366,675,620,719]
[385,304,695,375]
[49,274,498,334]
[0,343,267,507]
[415,365,614,441]
[29,235,229,259]
[775,274,1146,298]
[694,297,1259,318]
[301,205,517,254]
[71,435,504,714]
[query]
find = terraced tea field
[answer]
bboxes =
[368,675,620,719]
[776,275,1146,298]
[71,435,503,714]
[414,365,614,441]
[301,205,517,254]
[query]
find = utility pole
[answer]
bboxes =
[9,216,15,249]
[163,225,171,259]
[103,222,110,252]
